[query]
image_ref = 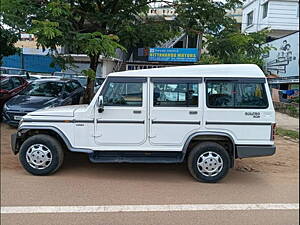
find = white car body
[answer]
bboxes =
[12,64,276,181]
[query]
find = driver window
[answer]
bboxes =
[103,82,143,106]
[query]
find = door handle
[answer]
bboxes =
[133,110,141,114]
[189,111,198,115]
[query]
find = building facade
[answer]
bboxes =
[242,0,299,38]
[263,31,299,93]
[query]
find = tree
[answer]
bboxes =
[1,0,243,101]
[174,0,242,49]
[1,0,179,102]
[200,26,272,69]
[0,26,19,65]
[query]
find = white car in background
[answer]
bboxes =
[0,67,26,76]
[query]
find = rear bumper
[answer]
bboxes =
[236,145,276,158]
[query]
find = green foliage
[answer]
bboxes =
[292,97,299,104]
[276,127,299,140]
[117,16,180,54]
[286,105,299,118]
[77,32,126,58]
[0,26,20,64]
[200,27,272,69]
[175,0,243,35]
[81,69,96,80]
[1,0,244,101]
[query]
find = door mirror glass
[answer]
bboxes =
[98,95,104,113]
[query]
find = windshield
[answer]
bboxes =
[20,81,63,97]
[77,77,87,86]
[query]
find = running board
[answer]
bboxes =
[89,151,183,163]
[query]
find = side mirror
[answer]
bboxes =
[97,95,104,113]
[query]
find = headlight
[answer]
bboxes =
[3,104,9,111]
[18,118,24,127]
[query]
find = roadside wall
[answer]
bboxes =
[273,101,299,118]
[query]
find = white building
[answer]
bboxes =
[64,54,122,77]
[242,0,299,38]
[148,5,176,20]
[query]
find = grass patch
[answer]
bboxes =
[276,127,299,140]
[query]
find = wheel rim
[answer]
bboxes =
[26,144,52,170]
[197,151,223,177]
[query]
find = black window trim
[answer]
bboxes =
[204,77,266,83]
[153,81,199,108]
[205,80,269,109]
[151,77,202,83]
[108,77,147,83]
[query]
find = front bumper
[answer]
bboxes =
[11,133,18,155]
[236,145,276,158]
[2,110,26,127]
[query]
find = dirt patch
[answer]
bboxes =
[235,136,299,174]
[0,122,299,174]
[0,123,22,170]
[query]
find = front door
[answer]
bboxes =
[149,78,202,146]
[94,77,147,146]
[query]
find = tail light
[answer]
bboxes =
[271,123,276,141]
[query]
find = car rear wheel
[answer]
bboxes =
[19,134,64,175]
[187,141,230,183]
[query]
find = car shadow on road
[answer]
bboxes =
[60,151,266,185]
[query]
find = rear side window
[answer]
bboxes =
[207,82,234,107]
[103,82,143,106]
[207,81,268,108]
[235,83,268,108]
[153,82,198,107]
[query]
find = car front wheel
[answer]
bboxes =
[19,134,64,175]
[187,141,230,183]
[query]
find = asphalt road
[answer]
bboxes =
[1,123,299,225]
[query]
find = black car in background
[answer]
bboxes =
[55,72,105,93]
[2,79,84,126]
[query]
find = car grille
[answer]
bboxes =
[4,111,27,121]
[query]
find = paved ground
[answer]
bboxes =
[276,112,299,131]
[1,123,299,225]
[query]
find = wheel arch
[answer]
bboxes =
[15,126,92,154]
[182,131,236,167]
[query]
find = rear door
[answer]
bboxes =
[149,78,202,146]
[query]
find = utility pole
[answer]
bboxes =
[20,45,24,69]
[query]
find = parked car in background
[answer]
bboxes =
[0,67,26,76]
[54,72,105,93]
[2,78,84,126]
[0,75,29,119]
[53,72,77,78]
[21,74,60,81]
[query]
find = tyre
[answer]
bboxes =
[187,141,230,183]
[19,134,64,175]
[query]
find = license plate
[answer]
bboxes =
[14,116,23,121]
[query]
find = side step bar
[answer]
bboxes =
[89,151,183,164]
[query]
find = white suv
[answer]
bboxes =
[11,64,276,183]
